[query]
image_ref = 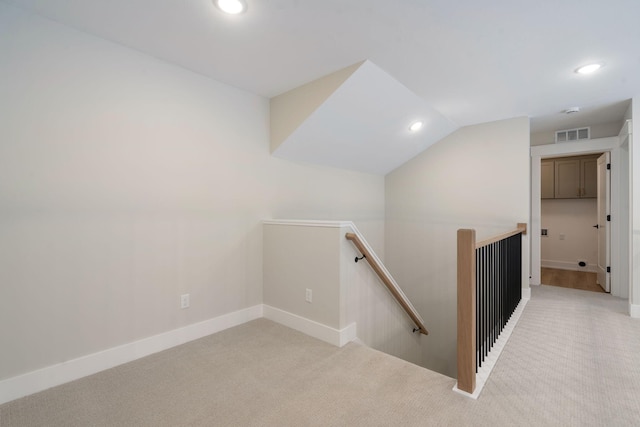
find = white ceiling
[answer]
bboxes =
[4,0,639,135]
[272,60,458,174]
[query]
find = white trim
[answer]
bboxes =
[453,297,529,399]
[630,303,640,318]
[263,219,354,228]
[531,136,620,158]
[541,260,598,273]
[0,305,263,405]
[263,304,356,347]
[521,286,531,299]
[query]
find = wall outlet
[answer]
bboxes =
[180,294,190,309]
[541,229,548,236]
[305,288,312,303]
[559,233,566,240]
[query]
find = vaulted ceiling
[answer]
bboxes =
[4,0,639,172]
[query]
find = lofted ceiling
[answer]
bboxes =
[270,60,458,174]
[3,0,640,170]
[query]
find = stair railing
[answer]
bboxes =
[345,232,428,335]
[456,223,527,394]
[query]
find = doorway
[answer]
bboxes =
[530,129,630,300]
[539,152,608,293]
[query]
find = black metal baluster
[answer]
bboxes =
[475,246,480,372]
[480,245,485,367]
[491,242,495,352]
[490,242,494,354]
[473,230,524,374]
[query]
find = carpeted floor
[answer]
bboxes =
[1,285,639,426]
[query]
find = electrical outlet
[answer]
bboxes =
[559,233,566,240]
[305,288,312,303]
[541,229,548,236]
[180,294,190,309]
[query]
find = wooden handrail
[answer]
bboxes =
[345,232,428,335]
[475,223,527,249]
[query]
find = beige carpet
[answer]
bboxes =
[1,285,639,426]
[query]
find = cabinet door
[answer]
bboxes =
[541,160,555,199]
[554,159,580,198]
[581,157,598,198]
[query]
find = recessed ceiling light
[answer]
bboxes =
[575,63,602,75]
[409,121,423,132]
[215,0,247,14]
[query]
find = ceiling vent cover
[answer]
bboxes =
[555,127,590,143]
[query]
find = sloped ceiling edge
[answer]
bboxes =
[271,60,459,175]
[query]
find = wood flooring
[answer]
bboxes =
[541,267,605,293]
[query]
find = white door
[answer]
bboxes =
[596,152,610,292]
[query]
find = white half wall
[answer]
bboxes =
[385,117,531,378]
[263,222,345,330]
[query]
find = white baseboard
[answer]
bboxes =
[541,260,597,273]
[630,303,640,318]
[0,305,263,405]
[263,305,356,347]
[522,287,531,300]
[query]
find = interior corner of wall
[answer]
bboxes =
[268,61,364,154]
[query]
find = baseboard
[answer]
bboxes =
[541,260,597,273]
[522,286,531,300]
[0,305,263,405]
[263,305,356,347]
[630,302,640,318]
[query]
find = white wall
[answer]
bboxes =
[541,199,598,271]
[0,4,385,382]
[384,117,530,378]
[632,97,640,315]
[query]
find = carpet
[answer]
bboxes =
[1,285,639,426]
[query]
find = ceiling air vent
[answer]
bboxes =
[555,127,590,143]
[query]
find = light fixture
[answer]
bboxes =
[214,0,247,14]
[575,63,602,75]
[409,121,423,132]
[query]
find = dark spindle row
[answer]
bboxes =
[475,233,521,371]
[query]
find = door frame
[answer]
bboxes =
[530,133,630,300]
[596,152,611,292]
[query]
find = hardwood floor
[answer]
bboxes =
[541,267,605,293]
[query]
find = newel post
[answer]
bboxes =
[457,229,476,394]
